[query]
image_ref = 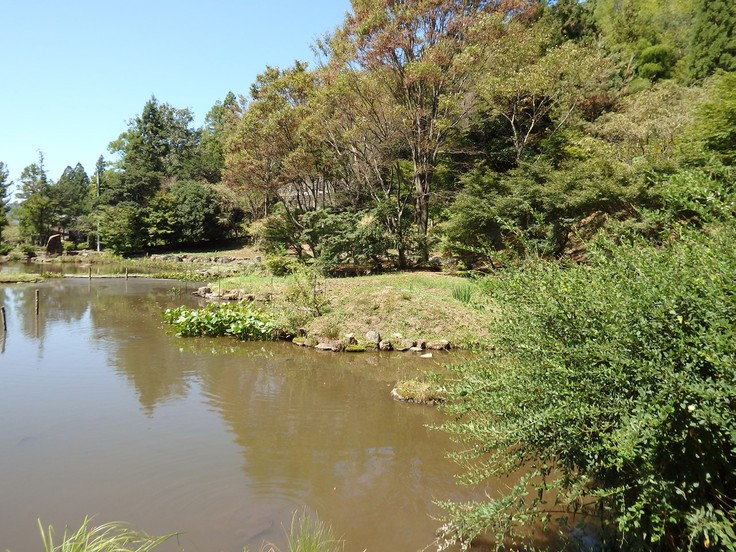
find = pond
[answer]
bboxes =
[0,277,487,551]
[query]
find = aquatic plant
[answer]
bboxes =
[163,302,278,341]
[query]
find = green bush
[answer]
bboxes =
[163,303,278,341]
[0,243,12,256]
[265,253,299,276]
[438,229,736,550]
[16,243,37,258]
[62,241,78,253]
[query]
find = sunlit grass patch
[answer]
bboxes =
[392,379,446,405]
[0,273,44,283]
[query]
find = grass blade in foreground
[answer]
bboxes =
[38,517,178,552]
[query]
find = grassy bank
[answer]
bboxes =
[215,270,494,348]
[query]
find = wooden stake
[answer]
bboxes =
[35,290,40,317]
[1,305,6,332]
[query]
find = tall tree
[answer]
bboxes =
[192,92,239,183]
[108,96,199,203]
[334,0,537,259]
[225,62,326,226]
[688,0,736,81]
[0,161,11,237]
[312,66,414,266]
[17,153,54,245]
[52,163,90,235]
[468,14,610,162]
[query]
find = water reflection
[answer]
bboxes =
[0,278,482,552]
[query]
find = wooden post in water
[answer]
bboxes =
[35,290,40,317]
[88,267,92,280]
[1,305,6,332]
[125,267,129,279]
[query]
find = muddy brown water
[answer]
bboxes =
[0,276,504,552]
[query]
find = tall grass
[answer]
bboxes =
[38,517,177,552]
[247,511,345,552]
[450,282,475,305]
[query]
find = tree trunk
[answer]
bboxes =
[413,159,433,263]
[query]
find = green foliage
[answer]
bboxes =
[265,253,299,277]
[96,203,145,255]
[52,163,91,234]
[638,43,677,80]
[16,153,54,245]
[169,179,237,243]
[443,156,644,264]
[690,72,736,165]
[163,303,278,341]
[38,517,176,552]
[688,0,736,81]
[653,164,735,225]
[0,161,10,235]
[301,209,390,272]
[438,229,736,550]
[253,207,303,258]
[108,96,199,204]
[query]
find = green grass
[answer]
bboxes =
[37,517,177,552]
[246,511,344,552]
[212,271,495,348]
[392,379,446,405]
[0,273,44,283]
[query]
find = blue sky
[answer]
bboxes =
[0,0,352,191]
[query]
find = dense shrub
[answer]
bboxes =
[438,228,736,550]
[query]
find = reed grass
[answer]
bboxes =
[247,510,345,552]
[38,517,177,552]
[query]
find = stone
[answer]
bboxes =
[420,353,433,358]
[426,340,451,350]
[194,286,212,297]
[379,340,393,351]
[315,340,344,352]
[415,339,427,350]
[365,330,381,344]
[409,346,424,353]
[394,339,415,352]
[344,333,358,345]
